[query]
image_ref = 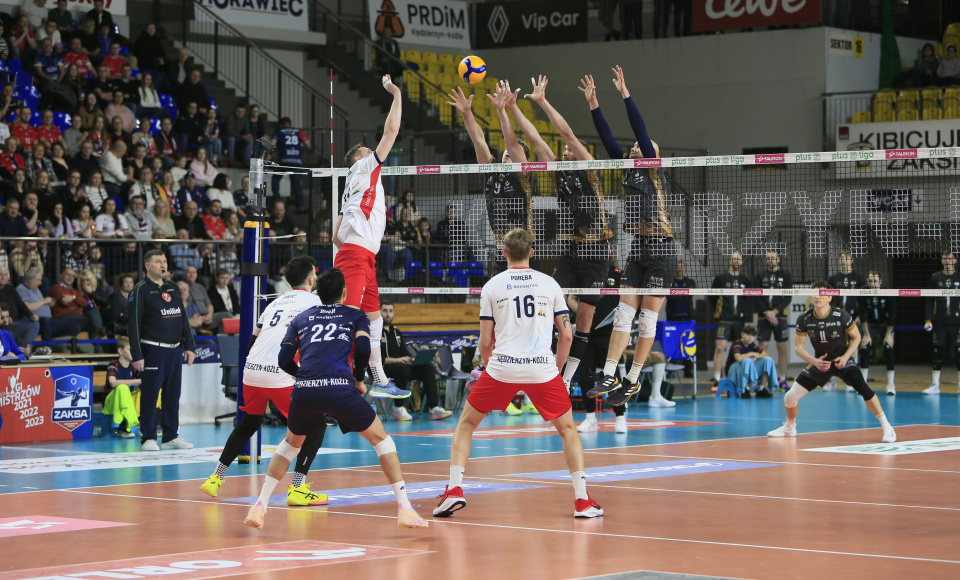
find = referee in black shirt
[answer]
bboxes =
[128,249,196,451]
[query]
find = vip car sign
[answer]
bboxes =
[474,0,587,49]
[369,0,471,50]
[836,119,960,177]
[201,0,308,32]
[52,373,92,432]
[693,0,821,32]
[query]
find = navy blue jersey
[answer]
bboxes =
[282,304,370,387]
[273,127,307,165]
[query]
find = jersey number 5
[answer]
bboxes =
[513,295,535,318]
[269,310,283,326]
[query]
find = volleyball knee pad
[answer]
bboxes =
[637,308,659,339]
[275,440,301,462]
[613,303,637,334]
[374,435,397,457]
[784,383,806,408]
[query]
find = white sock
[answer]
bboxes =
[291,472,305,488]
[256,475,280,508]
[713,372,721,381]
[449,465,465,488]
[602,359,618,376]
[618,363,627,377]
[391,481,412,510]
[571,470,588,500]
[368,316,387,385]
[887,370,895,385]
[877,412,891,429]
[649,363,666,398]
[562,358,580,385]
[861,368,869,382]
[626,361,643,383]
[932,370,941,386]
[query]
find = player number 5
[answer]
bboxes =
[269,310,283,326]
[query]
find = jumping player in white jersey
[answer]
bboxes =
[433,228,604,519]
[200,256,328,506]
[333,73,409,399]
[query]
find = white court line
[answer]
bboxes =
[56,489,960,566]
[584,450,960,474]
[341,468,960,513]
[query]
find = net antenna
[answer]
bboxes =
[248,137,278,217]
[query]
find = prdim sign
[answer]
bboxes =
[693,0,822,32]
[369,0,471,50]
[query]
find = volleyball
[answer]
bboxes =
[458,56,487,84]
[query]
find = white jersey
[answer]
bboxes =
[243,289,323,388]
[479,267,568,383]
[339,153,386,254]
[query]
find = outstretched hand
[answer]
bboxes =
[382,74,401,96]
[611,65,629,98]
[524,75,548,103]
[579,74,598,107]
[445,86,474,114]
[487,80,520,111]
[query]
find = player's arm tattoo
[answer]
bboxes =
[560,313,570,328]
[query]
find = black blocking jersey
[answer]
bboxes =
[925,271,960,322]
[553,169,613,245]
[828,271,866,319]
[860,296,896,327]
[753,268,793,317]
[484,160,534,239]
[712,272,750,322]
[796,306,854,360]
[622,166,673,239]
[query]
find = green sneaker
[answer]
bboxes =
[521,403,538,414]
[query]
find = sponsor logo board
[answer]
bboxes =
[804,436,960,455]
[510,460,777,482]
[394,420,717,439]
[229,480,542,507]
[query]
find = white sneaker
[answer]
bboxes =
[164,437,194,450]
[922,385,941,396]
[428,406,452,420]
[577,416,599,433]
[391,406,413,421]
[882,426,897,443]
[767,422,797,437]
[614,416,628,433]
[845,386,855,393]
[649,396,676,408]
[823,378,836,392]
[141,439,160,451]
[886,384,896,396]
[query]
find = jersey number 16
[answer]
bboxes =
[513,295,535,318]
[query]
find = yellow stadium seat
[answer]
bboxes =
[454,55,466,65]
[851,110,872,124]
[944,87,960,101]
[403,71,421,103]
[875,90,896,102]
[421,51,438,63]
[897,90,919,102]
[489,132,505,153]
[924,105,943,120]
[405,50,421,63]
[944,34,960,51]
[946,23,960,36]
[517,100,535,116]
[438,53,454,66]
[533,119,550,133]
[874,108,895,122]
[897,107,919,121]
[935,43,944,58]
[922,88,942,102]
[944,100,960,119]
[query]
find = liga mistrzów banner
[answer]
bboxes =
[201,0,308,32]
[368,0,471,50]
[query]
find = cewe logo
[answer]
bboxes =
[634,158,661,168]
[416,166,440,174]
[522,162,547,171]
[899,289,921,297]
[819,289,841,296]
[885,149,918,159]
[695,0,821,32]
[742,289,763,296]
[670,288,689,295]
[756,153,785,164]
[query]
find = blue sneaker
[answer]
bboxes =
[370,380,411,399]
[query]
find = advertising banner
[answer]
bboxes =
[836,119,960,178]
[693,0,821,33]
[0,366,93,444]
[200,0,308,32]
[45,0,127,18]
[474,0,586,49]
[368,0,471,50]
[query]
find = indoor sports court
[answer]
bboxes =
[2,390,958,579]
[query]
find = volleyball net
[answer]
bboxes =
[275,146,960,299]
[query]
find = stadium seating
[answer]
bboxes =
[404,261,422,279]
[52,111,71,131]
[851,110,872,123]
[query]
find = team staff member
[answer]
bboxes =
[859,270,897,396]
[128,248,196,452]
[923,250,960,395]
[754,249,792,391]
[711,251,750,388]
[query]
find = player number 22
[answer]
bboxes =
[310,323,338,343]
[513,295,535,318]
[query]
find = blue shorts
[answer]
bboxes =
[288,385,376,435]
